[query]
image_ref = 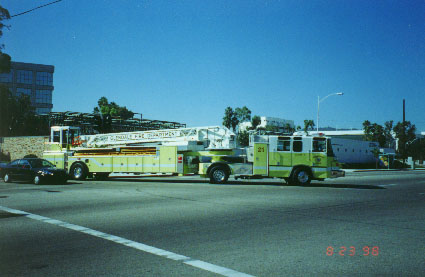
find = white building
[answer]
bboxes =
[239,116,295,132]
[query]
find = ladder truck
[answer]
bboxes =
[43,126,344,184]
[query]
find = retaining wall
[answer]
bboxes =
[0,136,49,161]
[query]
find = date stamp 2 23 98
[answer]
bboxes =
[326,246,379,256]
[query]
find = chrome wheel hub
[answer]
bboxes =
[213,170,226,182]
[74,167,82,179]
[297,171,309,183]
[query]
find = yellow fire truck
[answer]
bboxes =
[43,126,344,184]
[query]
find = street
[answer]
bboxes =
[0,171,424,276]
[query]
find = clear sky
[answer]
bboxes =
[2,0,424,131]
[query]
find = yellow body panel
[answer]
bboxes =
[253,143,268,175]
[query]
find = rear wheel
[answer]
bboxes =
[209,166,229,184]
[291,168,312,185]
[70,163,87,180]
[4,173,11,183]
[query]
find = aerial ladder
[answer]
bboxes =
[73,126,236,150]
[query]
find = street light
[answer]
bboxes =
[317,92,344,132]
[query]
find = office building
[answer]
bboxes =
[0,61,54,114]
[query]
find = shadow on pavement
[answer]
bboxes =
[106,177,385,189]
[286,183,385,190]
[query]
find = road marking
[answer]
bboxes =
[0,205,253,277]
[379,184,398,187]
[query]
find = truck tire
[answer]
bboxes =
[291,167,312,185]
[70,163,87,180]
[209,166,229,184]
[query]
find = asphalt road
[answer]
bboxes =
[0,171,424,276]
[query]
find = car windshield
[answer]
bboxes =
[28,159,55,168]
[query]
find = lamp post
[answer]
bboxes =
[317,92,344,133]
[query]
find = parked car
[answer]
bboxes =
[0,158,68,185]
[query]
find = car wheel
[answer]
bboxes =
[209,166,229,184]
[4,173,11,183]
[34,175,42,185]
[70,163,87,180]
[291,168,312,185]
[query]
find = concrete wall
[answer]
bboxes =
[0,136,49,161]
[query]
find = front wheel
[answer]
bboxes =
[291,168,312,185]
[209,166,229,184]
[70,163,88,180]
[4,173,11,183]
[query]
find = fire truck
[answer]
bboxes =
[43,126,344,184]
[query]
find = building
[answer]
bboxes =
[0,61,54,114]
[239,116,295,132]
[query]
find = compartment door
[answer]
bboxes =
[159,146,177,173]
[253,143,268,176]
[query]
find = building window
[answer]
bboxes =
[17,70,33,84]
[36,107,51,114]
[16,88,32,99]
[35,89,52,104]
[0,71,13,83]
[36,72,53,86]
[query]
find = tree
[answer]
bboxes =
[0,5,11,73]
[303,120,315,135]
[222,107,234,129]
[393,121,416,161]
[0,87,48,137]
[93,97,134,133]
[251,115,261,130]
[222,106,251,132]
[284,123,295,134]
[94,96,134,120]
[384,120,394,148]
[362,120,386,147]
[237,130,250,147]
[234,106,251,123]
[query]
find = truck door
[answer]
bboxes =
[277,137,292,167]
[253,143,268,176]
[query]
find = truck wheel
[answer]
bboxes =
[4,173,11,183]
[292,168,311,185]
[70,163,87,180]
[209,166,229,184]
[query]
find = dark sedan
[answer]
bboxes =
[0,158,68,185]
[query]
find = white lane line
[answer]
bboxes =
[0,205,253,277]
[379,184,398,187]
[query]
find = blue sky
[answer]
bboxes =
[2,0,425,131]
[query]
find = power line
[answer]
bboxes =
[11,0,63,18]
